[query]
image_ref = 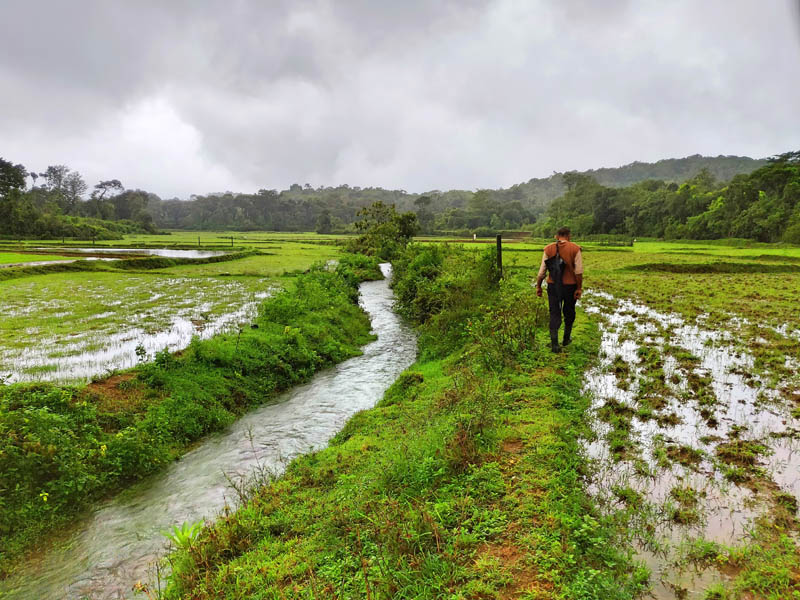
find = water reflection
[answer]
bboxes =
[583,291,800,598]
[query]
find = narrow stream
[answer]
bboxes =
[0,264,417,600]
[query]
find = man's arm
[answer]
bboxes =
[535,251,547,296]
[574,250,583,300]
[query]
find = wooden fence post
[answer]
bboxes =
[496,234,502,279]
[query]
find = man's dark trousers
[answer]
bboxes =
[547,284,577,344]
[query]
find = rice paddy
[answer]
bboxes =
[0,235,343,383]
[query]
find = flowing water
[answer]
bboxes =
[0,264,417,600]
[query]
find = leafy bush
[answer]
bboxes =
[392,244,506,359]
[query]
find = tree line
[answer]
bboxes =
[2,152,794,242]
[534,151,800,243]
[0,159,156,239]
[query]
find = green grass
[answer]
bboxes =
[157,243,341,277]
[0,252,74,265]
[4,235,798,597]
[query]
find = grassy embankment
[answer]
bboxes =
[0,254,381,577]
[161,244,646,599]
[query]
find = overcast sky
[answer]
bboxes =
[2,1,799,199]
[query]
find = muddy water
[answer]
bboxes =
[583,291,800,598]
[0,257,122,269]
[0,264,417,600]
[38,248,228,259]
[1,248,228,268]
[5,286,274,384]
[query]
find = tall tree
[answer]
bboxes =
[62,171,88,213]
[92,179,124,200]
[0,158,27,196]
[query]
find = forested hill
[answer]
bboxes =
[0,152,770,238]
[579,154,766,189]
[149,154,766,232]
[534,151,800,243]
[491,154,767,214]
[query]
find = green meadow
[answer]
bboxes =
[1,234,799,599]
[0,252,74,264]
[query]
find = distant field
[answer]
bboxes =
[156,243,340,277]
[506,238,800,334]
[0,230,350,251]
[0,252,74,265]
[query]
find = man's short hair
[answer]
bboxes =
[556,226,571,237]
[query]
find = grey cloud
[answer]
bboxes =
[1,0,799,198]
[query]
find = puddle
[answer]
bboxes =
[582,291,800,598]
[0,257,120,269]
[1,248,229,269]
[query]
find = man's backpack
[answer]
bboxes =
[545,243,566,293]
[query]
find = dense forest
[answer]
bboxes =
[2,152,797,242]
[0,160,156,239]
[147,154,765,233]
[536,151,800,243]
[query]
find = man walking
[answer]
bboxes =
[535,227,583,353]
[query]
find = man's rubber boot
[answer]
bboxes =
[551,340,561,353]
[562,323,573,348]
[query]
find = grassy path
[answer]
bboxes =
[162,246,645,599]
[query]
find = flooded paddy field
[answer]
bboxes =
[0,239,342,383]
[507,239,800,598]
[583,291,799,597]
[38,247,229,258]
[1,229,347,251]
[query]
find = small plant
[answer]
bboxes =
[161,519,205,550]
[134,342,148,363]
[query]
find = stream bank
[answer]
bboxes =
[0,263,417,599]
[0,256,380,581]
[163,244,646,599]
